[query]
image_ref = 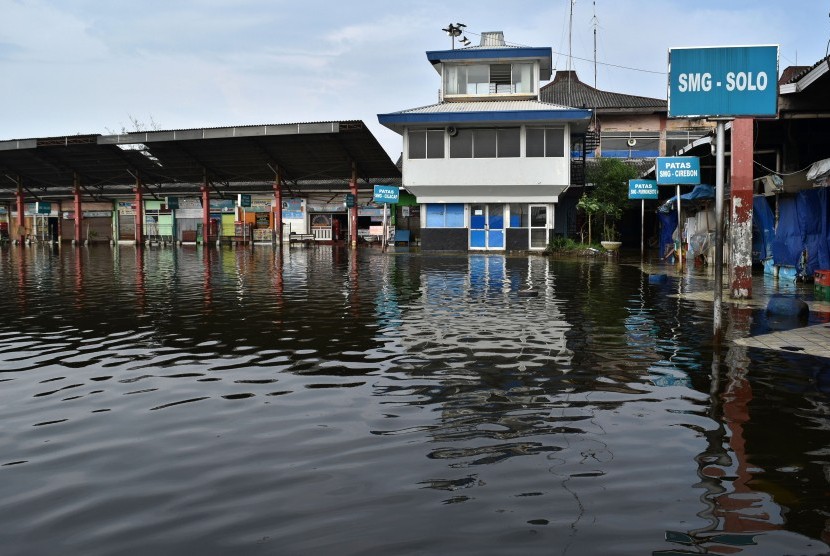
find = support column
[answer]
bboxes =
[15,179,25,245]
[273,168,283,244]
[135,174,144,245]
[201,172,211,245]
[730,118,754,299]
[74,172,83,245]
[350,163,358,248]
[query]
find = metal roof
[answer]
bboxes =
[0,120,400,200]
[378,100,592,133]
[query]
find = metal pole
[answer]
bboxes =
[641,199,645,260]
[381,202,388,251]
[74,172,83,245]
[713,121,726,340]
[676,184,682,267]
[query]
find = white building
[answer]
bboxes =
[378,31,591,251]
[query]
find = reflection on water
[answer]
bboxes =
[0,244,828,555]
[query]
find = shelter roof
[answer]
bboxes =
[540,71,667,113]
[378,100,592,133]
[0,121,399,200]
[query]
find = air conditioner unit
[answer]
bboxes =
[446,126,459,137]
[627,138,637,147]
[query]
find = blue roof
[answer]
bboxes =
[377,100,591,134]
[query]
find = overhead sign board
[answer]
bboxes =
[373,185,399,204]
[344,193,355,208]
[656,157,701,185]
[668,45,778,118]
[36,202,52,214]
[628,180,659,200]
[238,194,252,208]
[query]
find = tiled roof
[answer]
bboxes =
[781,55,830,84]
[540,71,666,111]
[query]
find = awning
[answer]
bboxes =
[403,184,567,204]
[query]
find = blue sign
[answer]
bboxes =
[239,194,252,207]
[628,180,658,200]
[668,45,778,118]
[344,193,355,208]
[656,157,701,185]
[373,185,399,204]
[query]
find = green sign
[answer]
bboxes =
[36,202,52,214]
[628,180,658,200]
[166,196,179,209]
[344,193,355,208]
[239,194,252,207]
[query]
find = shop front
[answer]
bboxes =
[237,196,275,243]
[60,201,114,243]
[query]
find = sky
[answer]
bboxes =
[1,0,828,158]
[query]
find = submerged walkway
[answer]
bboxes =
[636,261,830,360]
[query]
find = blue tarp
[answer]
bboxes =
[658,184,716,213]
[657,211,677,257]
[752,196,775,262]
[769,188,830,277]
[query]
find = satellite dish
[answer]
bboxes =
[627,138,637,147]
[447,126,458,137]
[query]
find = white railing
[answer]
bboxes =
[312,227,332,241]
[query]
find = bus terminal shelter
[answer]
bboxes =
[0,120,400,247]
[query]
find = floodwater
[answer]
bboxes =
[0,244,828,556]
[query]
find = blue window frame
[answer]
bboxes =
[425,204,464,227]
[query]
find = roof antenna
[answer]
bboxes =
[592,1,598,89]
[568,0,575,105]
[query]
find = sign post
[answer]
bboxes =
[655,157,701,267]
[668,44,778,341]
[628,180,658,259]
[373,185,400,251]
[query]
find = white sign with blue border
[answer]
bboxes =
[656,157,701,185]
[668,45,778,118]
[628,180,658,200]
[373,185,399,204]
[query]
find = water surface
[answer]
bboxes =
[0,244,828,555]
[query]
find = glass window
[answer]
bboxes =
[444,66,465,95]
[425,204,445,227]
[426,204,464,227]
[512,63,533,93]
[446,204,464,227]
[497,128,520,157]
[467,65,489,94]
[545,128,565,157]
[473,129,497,158]
[530,206,547,227]
[408,130,426,159]
[509,204,527,227]
[526,128,545,157]
[450,129,473,158]
[426,130,444,159]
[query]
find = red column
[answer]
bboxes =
[273,168,283,244]
[730,118,754,299]
[74,173,83,244]
[15,181,25,244]
[134,175,144,244]
[201,179,211,244]
[350,163,358,248]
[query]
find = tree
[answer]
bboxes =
[579,158,638,243]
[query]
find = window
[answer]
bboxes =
[600,131,660,158]
[526,128,564,157]
[509,204,527,227]
[443,62,536,96]
[425,204,464,228]
[449,128,520,158]
[408,129,445,159]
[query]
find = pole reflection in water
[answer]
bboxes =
[0,247,827,556]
